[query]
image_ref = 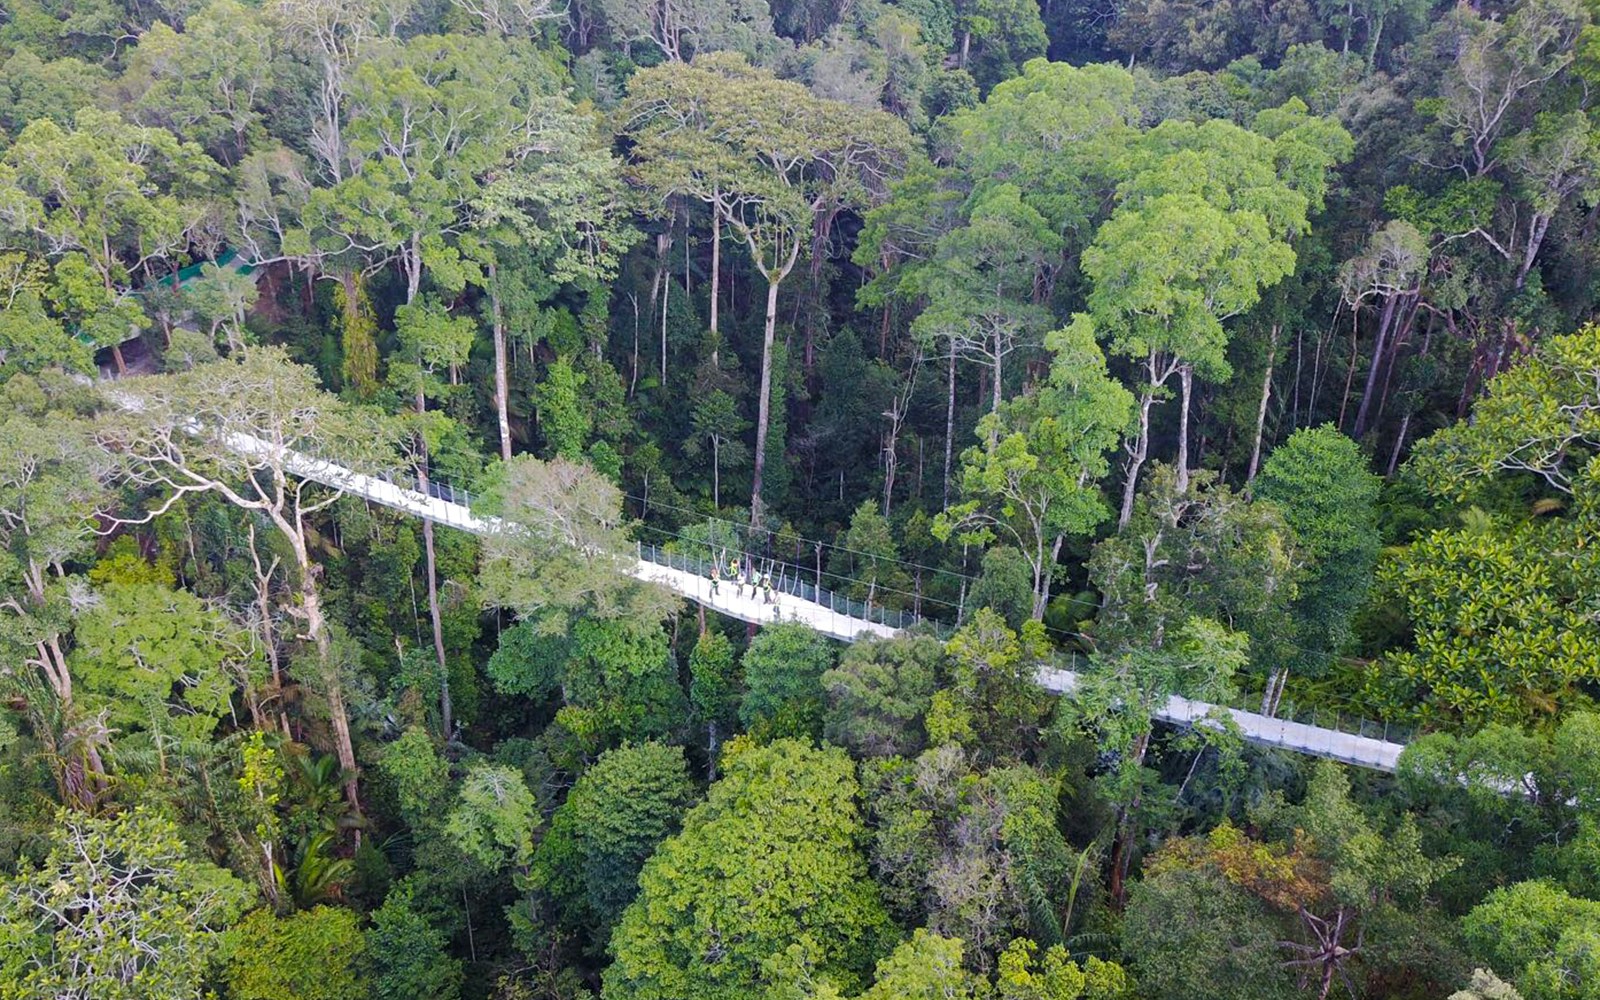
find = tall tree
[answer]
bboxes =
[739,621,839,739]
[0,109,218,370]
[478,454,679,632]
[1416,0,1587,180]
[474,99,636,462]
[910,184,1058,418]
[605,739,895,1000]
[119,0,279,165]
[308,34,541,303]
[1080,114,1349,521]
[0,404,113,807]
[532,741,696,937]
[1121,862,1294,1000]
[837,499,910,608]
[0,808,252,1000]
[1377,323,1600,725]
[862,747,1078,965]
[98,347,394,827]
[0,109,218,292]
[620,54,914,527]
[1461,880,1600,1000]
[0,411,102,711]
[936,317,1132,618]
[822,634,943,758]
[1253,426,1380,714]
[390,297,476,738]
[1339,220,1430,439]
[596,0,777,61]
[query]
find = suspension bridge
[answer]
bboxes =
[247,433,1408,773]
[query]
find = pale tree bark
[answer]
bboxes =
[744,231,803,529]
[293,549,361,831]
[3,592,74,709]
[944,351,957,509]
[102,350,393,834]
[708,202,720,365]
[403,232,423,305]
[401,246,455,742]
[661,233,672,381]
[1119,352,1183,529]
[1246,325,1280,486]
[246,524,292,735]
[1353,291,1404,438]
[1175,364,1194,494]
[1386,317,1435,477]
[992,327,1005,416]
[881,350,919,517]
[411,366,453,740]
[1119,390,1154,530]
[1039,534,1065,621]
[418,470,453,738]
[649,226,673,382]
[489,260,512,461]
[270,0,380,182]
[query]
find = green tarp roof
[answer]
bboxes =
[77,251,260,348]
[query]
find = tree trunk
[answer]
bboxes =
[248,532,291,735]
[1261,667,1285,716]
[39,635,71,705]
[649,229,672,381]
[405,232,423,305]
[706,720,720,782]
[1364,11,1385,66]
[749,275,782,528]
[883,419,900,518]
[944,351,957,508]
[1175,364,1194,494]
[1385,319,1434,477]
[1353,293,1399,438]
[1032,533,1064,621]
[1246,326,1279,486]
[296,557,362,834]
[489,261,512,462]
[1374,296,1420,430]
[415,369,452,740]
[420,493,452,738]
[1518,213,1552,290]
[709,204,721,366]
[661,232,672,382]
[1119,388,1155,529]
[1107,729,1152,907]
[1336,304,1360,432]
[992,328,1004,414]
[629,292,641,397]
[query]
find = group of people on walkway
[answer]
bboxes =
[708,554,778,605]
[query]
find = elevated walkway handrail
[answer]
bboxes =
[210,428,1413,771]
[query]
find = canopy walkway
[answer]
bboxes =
[252,435,1410,773]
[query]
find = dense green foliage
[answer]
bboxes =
[1,0,1598,995]
[604,739,894,999]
